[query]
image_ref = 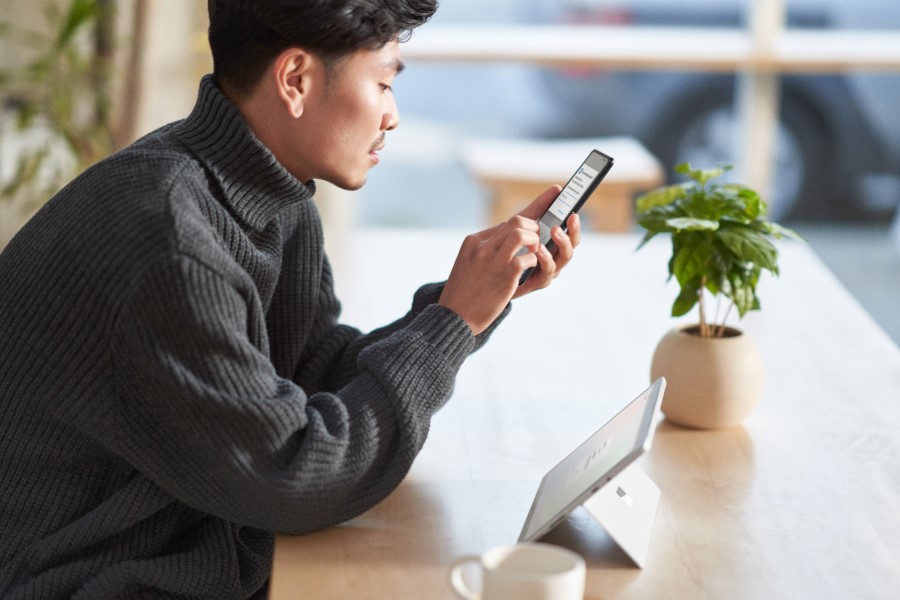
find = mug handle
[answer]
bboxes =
[449,555,482,600]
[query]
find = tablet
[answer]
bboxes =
[518,377,666,543]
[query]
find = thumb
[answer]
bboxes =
[516,185,562,221]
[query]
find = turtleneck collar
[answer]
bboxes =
[174,74,316,229]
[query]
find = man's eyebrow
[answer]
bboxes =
[388,58,406,75]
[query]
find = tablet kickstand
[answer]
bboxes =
[580,464,661,568]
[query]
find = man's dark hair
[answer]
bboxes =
[208,0,438,95]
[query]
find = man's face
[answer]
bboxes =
[296,41,403,190]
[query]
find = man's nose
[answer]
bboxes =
[383,98,399,131]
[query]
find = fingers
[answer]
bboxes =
[512,214,581,297]
[513,243,555,297]
[516,185,562,221]
[466,221,504,244]
[565,212,582,249]
[550,213,580,268]
[439,219,543,335]
[441,199,581,329]
[493,215,540,256]
[464,223,540,276]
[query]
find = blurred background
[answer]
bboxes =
[1,0,898,343]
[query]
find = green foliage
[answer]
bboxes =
[636,163,804,337]
[0,0,116,211]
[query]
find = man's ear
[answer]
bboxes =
[273,48,313,119]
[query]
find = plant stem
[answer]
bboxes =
[698,276,709,337]
[713,295,722,332]
[716,303,735,337]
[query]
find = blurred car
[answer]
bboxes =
[532,0,900,222]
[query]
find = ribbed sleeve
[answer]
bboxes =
[107,255,474,533]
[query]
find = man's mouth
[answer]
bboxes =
[370,135,385,154]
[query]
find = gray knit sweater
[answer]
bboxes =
[0,76,503,599]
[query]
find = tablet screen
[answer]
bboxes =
[518,378,664,542]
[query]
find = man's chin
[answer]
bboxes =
[319,174,367,192]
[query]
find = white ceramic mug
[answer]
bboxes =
[449,542,586,600]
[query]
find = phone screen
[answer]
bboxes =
[537,150,613,243]
[519,149,614,284]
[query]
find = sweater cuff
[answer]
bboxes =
[408,303,476,372]
[411,282,445,313]
[411,280,510,339]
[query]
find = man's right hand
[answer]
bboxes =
[438,185,564,335]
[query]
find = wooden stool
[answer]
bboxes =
[462,137,665,232]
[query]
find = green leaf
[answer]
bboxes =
[717,227,779,273]
[671,236,713,287]
[706,245,733,294]
[708,272,732,297]
[665,217,719,231]
[16,103,40,129]
[55,0,100,50]
[680,189,715,219]
[635,229,658,251]
[761,221,806,242]
[672,277,702,317]
[728,270,758,317]
[737,187,766,219]
[636,206,679,233]
[2,147,51,197]
[675,162,733,186]
[635,183,689,213]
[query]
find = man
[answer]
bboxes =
[0,1,581,598]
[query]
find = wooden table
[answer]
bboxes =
[271,230,900,599]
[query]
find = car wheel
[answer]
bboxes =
[647,83,833,222]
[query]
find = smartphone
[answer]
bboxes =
[518,149,614,285]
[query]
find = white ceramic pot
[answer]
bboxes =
[650,324,764,429]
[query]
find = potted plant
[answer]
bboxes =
[635,163,803,429]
